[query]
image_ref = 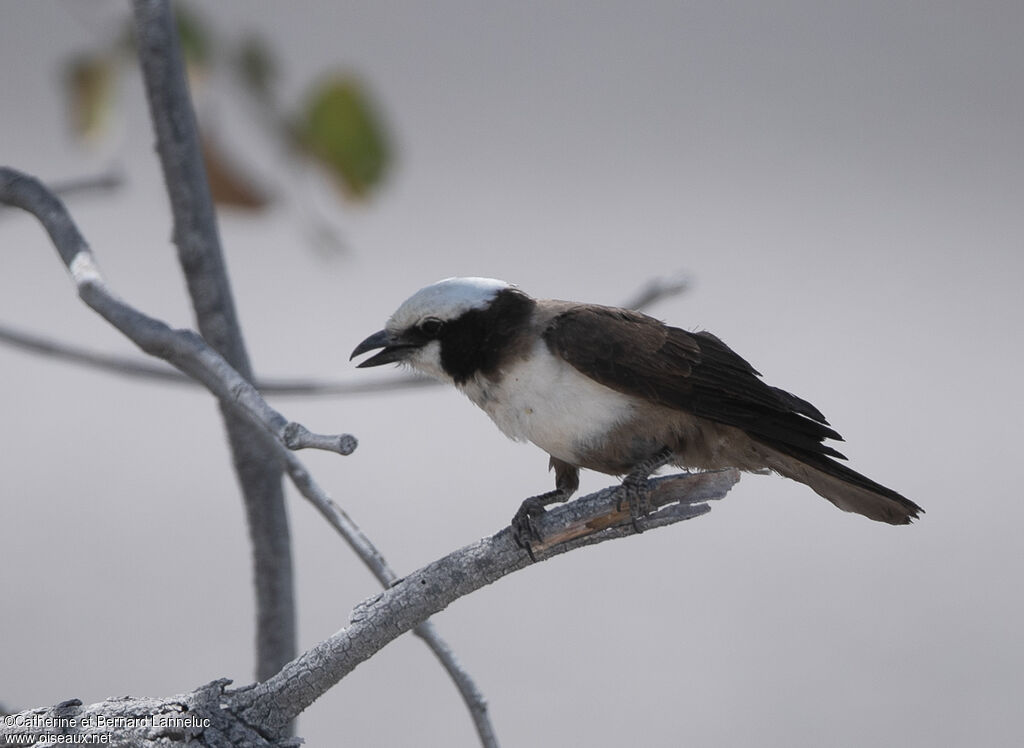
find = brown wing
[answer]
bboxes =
[542,305,846,461]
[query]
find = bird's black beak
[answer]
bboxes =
[350,329,417,368]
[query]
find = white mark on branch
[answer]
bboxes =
[68,250,102,287]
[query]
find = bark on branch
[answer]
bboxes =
[0,682,289,748]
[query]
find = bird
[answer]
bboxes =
[351,277,922,547]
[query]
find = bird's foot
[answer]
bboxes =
[617,476,653,532]
[512,488,571,560]
[616,447,674,532]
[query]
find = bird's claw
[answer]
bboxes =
[616,447,672,532]
[511,496,549,560]
[617,477,654,533]
[511,507,542,546]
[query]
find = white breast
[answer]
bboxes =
[459,342,636,465]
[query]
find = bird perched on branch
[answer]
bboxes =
[351,277,922,547]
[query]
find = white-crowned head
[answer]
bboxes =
[351,277,517,381]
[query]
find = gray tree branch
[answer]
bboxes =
[231,470,737,737]
[0,470,737,746]
[131,0,297,687]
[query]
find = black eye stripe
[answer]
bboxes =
[419,317,444,337]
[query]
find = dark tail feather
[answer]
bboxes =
[762,446,923,525]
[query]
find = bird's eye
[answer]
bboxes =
[419,317,444,337]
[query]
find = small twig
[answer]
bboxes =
[0,321,434,396]
[622,270,691,311]
[283,423,357,455]
[0,322,185,383]
[277,451,497,745]
[49,168,125,200]
[0,169,124,216]
[259,373,435,396]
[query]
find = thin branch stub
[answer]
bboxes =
[283,422,358,455]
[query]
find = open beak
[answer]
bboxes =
[350,329,417,368]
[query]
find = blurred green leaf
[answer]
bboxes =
[297,76,391,199]
[237,34,276,99]
[64,54,116,141]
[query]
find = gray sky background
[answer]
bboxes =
[2,2,1021,746]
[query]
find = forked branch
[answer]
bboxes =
[0,165,495,746]
[0,168,354,457]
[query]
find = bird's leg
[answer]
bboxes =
[511,489,570,551]
[617,447,674,531]
[512,458,580,557]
